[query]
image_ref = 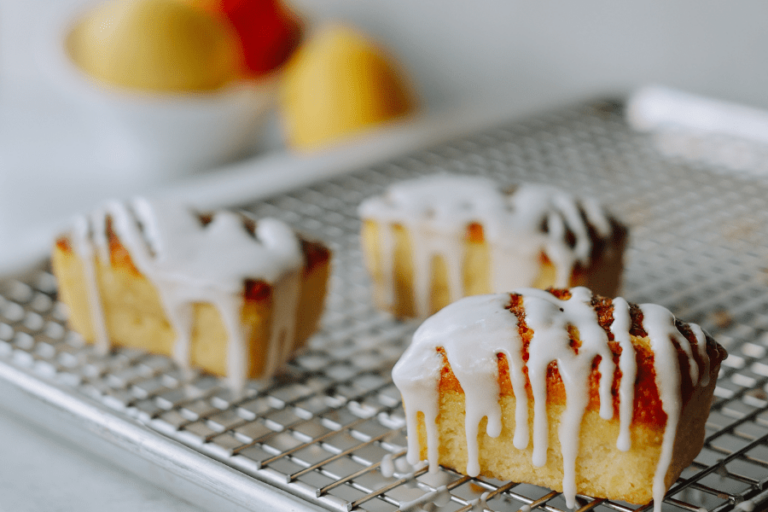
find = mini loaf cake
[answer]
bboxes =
[358,175,627,319]
[393,288,726,510]
[52,198,331,392]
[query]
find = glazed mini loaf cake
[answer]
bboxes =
[358,175,627,318]
[52,198,331,392]
[393,287,726,510]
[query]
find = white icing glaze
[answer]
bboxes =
[397,485,451,511]
[69,198,304,393]
[689,323,711,388]
[524,288,615,506]
[72,216,110,355]
[611,297,635,452]
[359,175,615,317]
[393,288,711,512]
[395,456,415,474]
[469,491,490,512]
[393,294,521,476]
[380,454,395,478]
[638,303,698,511]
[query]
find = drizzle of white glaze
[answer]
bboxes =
[689,323,711,388]
[470,492,490,512]
[381,454,395,478]
[72,216,110,355]
[393,288,710,512]
[611,297,635,452]
[393,294,523,476]
[359,175,614,317]
[397,485,451,512]
[69,198,304,394]
[395,456,415,474]
[638,303,697,512]
[524,288,615,507]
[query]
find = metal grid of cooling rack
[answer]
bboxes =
[2,100,768,512]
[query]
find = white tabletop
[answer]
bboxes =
[0,408,202,512]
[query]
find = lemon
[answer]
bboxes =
[68,0,241,92]
[280,25,415,150]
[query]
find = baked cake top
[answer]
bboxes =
[393,287,726,511]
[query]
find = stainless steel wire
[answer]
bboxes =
[2,100,768,511]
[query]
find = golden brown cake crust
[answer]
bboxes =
[437,289,727,430]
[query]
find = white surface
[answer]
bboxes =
[0,408,202,512]
[626,86,768,175]
[628,85,768,143]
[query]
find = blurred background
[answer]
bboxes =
[3,0,768,273]
[7,1,768,114]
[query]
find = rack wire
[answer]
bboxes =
[2,100,768,512]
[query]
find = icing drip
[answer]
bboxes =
[689,323,711,388]
[638,304,698,511]
[380,454,395,478]
[523,288,615,507]
[359,175,615,317]
[394,294,522,475]
[72,216,109,355]
[70,198,304,394]
[397,485,451,511]
[611,297,635,452]
[469,491,490,511]
[393,288,709,512]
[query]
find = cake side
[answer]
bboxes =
[52,201,331,387]
[361,217,627,318]
[414,331,721,504]
[578,220,628,298]
[53,234,330,379]
[393,288,727,510]
[293,239,333,354]
[359,175,628,318]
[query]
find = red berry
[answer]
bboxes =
[219,0,302,75]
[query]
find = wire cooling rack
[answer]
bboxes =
[2,100,768,512]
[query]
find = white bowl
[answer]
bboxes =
[41,3,279,175]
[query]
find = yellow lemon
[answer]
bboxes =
[281,25,415,150]
[68,0,241,92]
